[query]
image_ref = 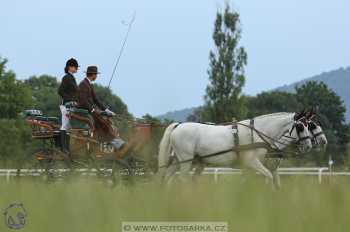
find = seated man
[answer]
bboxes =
[78,65,126,152]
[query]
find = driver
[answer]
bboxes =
[77,65,127,153]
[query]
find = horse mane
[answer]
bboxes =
[254,112,294,119]
[188,112,295,125]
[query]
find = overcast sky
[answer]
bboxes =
[1,0,349,116]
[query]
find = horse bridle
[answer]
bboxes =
[239,117,310,151]
[286,118,311,144]
[307,115,325,142]
[161,116,312,169]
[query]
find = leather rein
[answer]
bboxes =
[307,115,325,143]
[236,118,310,152]
[161,118,310,169]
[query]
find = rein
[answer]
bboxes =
[236,119,309,151]
[160,117,309,169]
[91,111,117,141]
[307,116,325,145]
[311,131,324,138]
[309,128,325,145]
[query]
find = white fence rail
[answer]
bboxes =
[201,167,331,184]
[0,167,347,184]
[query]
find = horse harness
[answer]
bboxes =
[230,118,269,158]
[307,116,325,143]
[163,118,309,169]
[233,118,310,155]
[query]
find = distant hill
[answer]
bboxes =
[276,67,350,122]
[157,67,350,122]
[157,107,198,122]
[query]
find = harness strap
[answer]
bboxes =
[233,142,272,152]
[232,118,240,157]
[250,118,254,144]
[312,131,324,137]
[160,118,308,169]
[158,142,274,169]
[166,154,179,168]
[231,118,280,157]
[238,121,292,149]
[229,118,282,156]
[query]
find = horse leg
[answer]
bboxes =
[192,159,205,183]
[162,153,192,185]
[268,158,282,189]
[177,161,192,184]
[163,163,178,185]
[175,152,193,183]
[161,152,179,185]
[245,157,274,188]
[272,169,281,188]
[240,168,256,184]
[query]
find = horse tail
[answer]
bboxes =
[157,122,180,177]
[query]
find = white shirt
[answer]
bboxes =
[86,77,92,84]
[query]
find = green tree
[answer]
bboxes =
[25,75,60,116]
[93,84,131,117]
[187,107,204,122]
[25,76,131,118]
[0,57,33,118]
[139,114,166,171]
[296,81,349,146]
[202,4,247,123]
[93,84,133,137]
[141,114,161,124]
[246,91,300,118]
[0,119,36,168]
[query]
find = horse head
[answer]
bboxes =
[290,110,313,153]
[306,107,328,149]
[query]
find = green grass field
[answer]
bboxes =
[1,175,350,232]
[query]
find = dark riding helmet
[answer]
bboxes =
[65,58,79,68]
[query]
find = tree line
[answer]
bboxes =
[0,3,349,167]
[0,57,134,167]
[187,3,350,166]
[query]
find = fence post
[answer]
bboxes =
[6,170,11,183]
[214,168,219,183]
[318,168,328,184]
[318,168,322,184]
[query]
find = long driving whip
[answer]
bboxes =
[107,12,136,89]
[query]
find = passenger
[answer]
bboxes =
[57,58,79,154]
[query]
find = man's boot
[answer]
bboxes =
[65,132,70,154]
[60,130,65,152]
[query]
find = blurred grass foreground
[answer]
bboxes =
[1,176,350,232]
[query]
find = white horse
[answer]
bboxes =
[158,112,313,187]
[267,112,328,187]
[306,110,328,147]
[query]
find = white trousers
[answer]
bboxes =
[60,105,71,131]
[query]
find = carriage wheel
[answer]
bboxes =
[124,154,154,183]
[35,148,73,181]
[109,157,135,187]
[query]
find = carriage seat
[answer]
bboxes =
[24,108,93,132]
[24,109,59,124]
[24,109,60,139]
[68,107,94,130]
